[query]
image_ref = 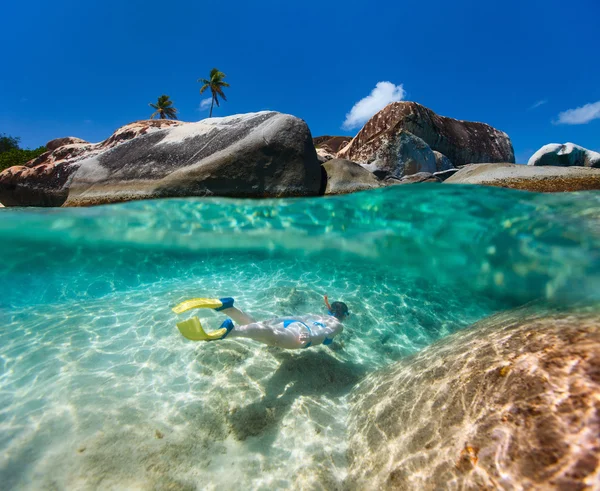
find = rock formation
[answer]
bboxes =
[528,143,600,168]
[445,163,600,192]
[338,102,514,167]
[321,159,382,195]
[313,135,353,154]
[316,148,335,163]
[433,168,459,181]
[433,150,454,172]
[46,136,89,152]
[0,113,321,206]
[347,305,600,490]
[361,130,438,179]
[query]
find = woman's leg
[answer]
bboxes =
[219,306,255,326]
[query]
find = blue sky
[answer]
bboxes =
[1,0,599,163]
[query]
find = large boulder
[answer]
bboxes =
[445,163,600,192]
[347,305,600,490]
[528,143,600,168]
[313,135,353,154]
[322,159,381,195]
[0,112,321,207]
[362,130,438,179]
[338,102,514,167]
[433,150,454,171]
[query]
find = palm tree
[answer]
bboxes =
[198,68,230,117]
[149,95,178,120]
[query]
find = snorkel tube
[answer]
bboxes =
[324,295,333,316]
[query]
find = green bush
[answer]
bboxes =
[0,146,47,172]
[0,133,47,172]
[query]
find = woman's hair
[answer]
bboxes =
[330,301,349,319]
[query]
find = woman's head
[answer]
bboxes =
[329,301,350,321]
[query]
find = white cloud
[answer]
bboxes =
[342,81,406,130]
[198,98,212,111]
[555,100,600,125]
[529,99,547,110]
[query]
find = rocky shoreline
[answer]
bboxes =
[1,102,599,207]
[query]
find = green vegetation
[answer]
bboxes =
[198,68,230,117]
[149,95,178,120]
[0,134,47,172]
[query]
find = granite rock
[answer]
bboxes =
[433,150,454,171]
[528,142,600,168]
[46,136,90,152]
[362,130,437,179]
[321,159,381,195]
[347,305,600,490]
[445,163,600,192]
[0,113,321,206]
[338,102,514,167]
[393,172,441,185]
[433,168,460,181]
[313,135,353,154]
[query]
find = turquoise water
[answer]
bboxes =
[0,184,599,489]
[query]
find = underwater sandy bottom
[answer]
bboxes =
[0,256,508,490]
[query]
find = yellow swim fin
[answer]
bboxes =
[176,316,227,342]
[172,298,223,315]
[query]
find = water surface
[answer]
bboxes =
[1,185,599,489]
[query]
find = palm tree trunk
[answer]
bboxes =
[210,95,215,118]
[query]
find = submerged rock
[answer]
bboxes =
[445,162,600,192]
[322,158,382,194]
[528,142,600,168]
[347,305,600,490]
[362,130,438,179]
[0,113,321,206]
[338,101,514,167]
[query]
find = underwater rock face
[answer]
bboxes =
[445,162,600,192]
[528,143,600,168]
[347,306,600,490]
[338,101,515,167]
[0,113,321,206]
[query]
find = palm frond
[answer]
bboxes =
[215,87,227,101]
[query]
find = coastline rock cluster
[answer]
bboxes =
[1,102,600,206]
[0,113,321,206]
[338,101,515,176]
[346,305,600,490]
